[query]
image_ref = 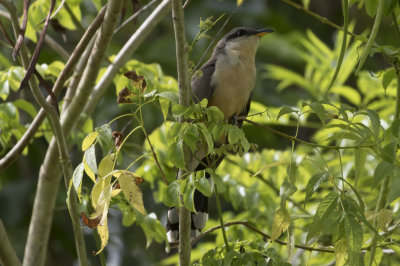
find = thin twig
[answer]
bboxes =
[170,221,335,253]
[242,118,374,150]
[193,4,241,73]
[280,0,358,38]
[114,0,159,34]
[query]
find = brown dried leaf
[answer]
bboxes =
[81,212,101,228]
[112,131,124,149]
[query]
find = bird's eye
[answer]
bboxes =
[236,30,244,36]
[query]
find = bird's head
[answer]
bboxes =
[214,27,273,63]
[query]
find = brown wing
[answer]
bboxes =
[191,58,216,103]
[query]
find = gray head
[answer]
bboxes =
[213,27,273,59]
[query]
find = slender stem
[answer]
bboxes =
[393,11,400,44]
[214,185,230,252]
[170,221,335,253]
[280,0,357,38]
[355,0,384,74]
[327,0,348,90]
[242,118,374,150]
[113,0,159,34]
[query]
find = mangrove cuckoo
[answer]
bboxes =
[166,27,273,244]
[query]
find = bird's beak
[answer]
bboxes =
[254,29,274,37]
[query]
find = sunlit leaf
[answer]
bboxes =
[82,132,98,151]
[307,192,339,241]
[271,208,291,241]
[277,106,298,121]
[304,171,330,205]
[117,171,146,215]
[72,162,84,198]
[98,153,115,178]
[94,218,109,255]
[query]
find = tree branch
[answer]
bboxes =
[0,220,21,266]
[0,5,106,170]
[171,0,192,264]
[83,0,172,116]
[23,1,122,265]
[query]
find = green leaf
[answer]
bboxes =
[382,68,396,90]
[381,141,397,163]
[277,106,298,120]
[72,162,84,198]
[164,181,181,207]
[198,123,214,154]
[304,171,330,205]
[366,109,380,138]
[227,125,242,144]
[207,106,224,122]
[373,161,394,187]
[310,102,326,126]
[181,177,196,212]
[84,144,98,175]
[13,99,37,118]
[183,124,199,152]
[82,131,99,151]
[159,97,170,121]
[167,139,185,169]
[168,122,183,139]
[307,192,339,242]
[383,0,397,16]
[388,173,400,203]
[171,104,193,118]
[344,215,363,266]
[194,172,212,197]
[390,119,400,137]
[365,0,378,16]
[354,148,367,185]
[98,154,115,178]
[271,208,291,241]
[211,124,224,141]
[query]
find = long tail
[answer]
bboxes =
[166,189,209,244]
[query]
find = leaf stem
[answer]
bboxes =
[327,0,348,90]
[214,185,230,252]
[355,0,384,74]
[242,118,374,150]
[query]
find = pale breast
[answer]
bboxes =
[209,54,256,120]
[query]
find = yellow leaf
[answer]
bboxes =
[378,209,393,232]
[82,131,98,151]
[84,159,96,183]
[334,237,347,266]
[91,176,112,209]
[271,208,290,241]
[98,153,115,178]
[116,171,146,215]
[237,0,244,6]
[111,188,121,197]
[94,218,109,255]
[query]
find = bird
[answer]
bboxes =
[166,27,273,244]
